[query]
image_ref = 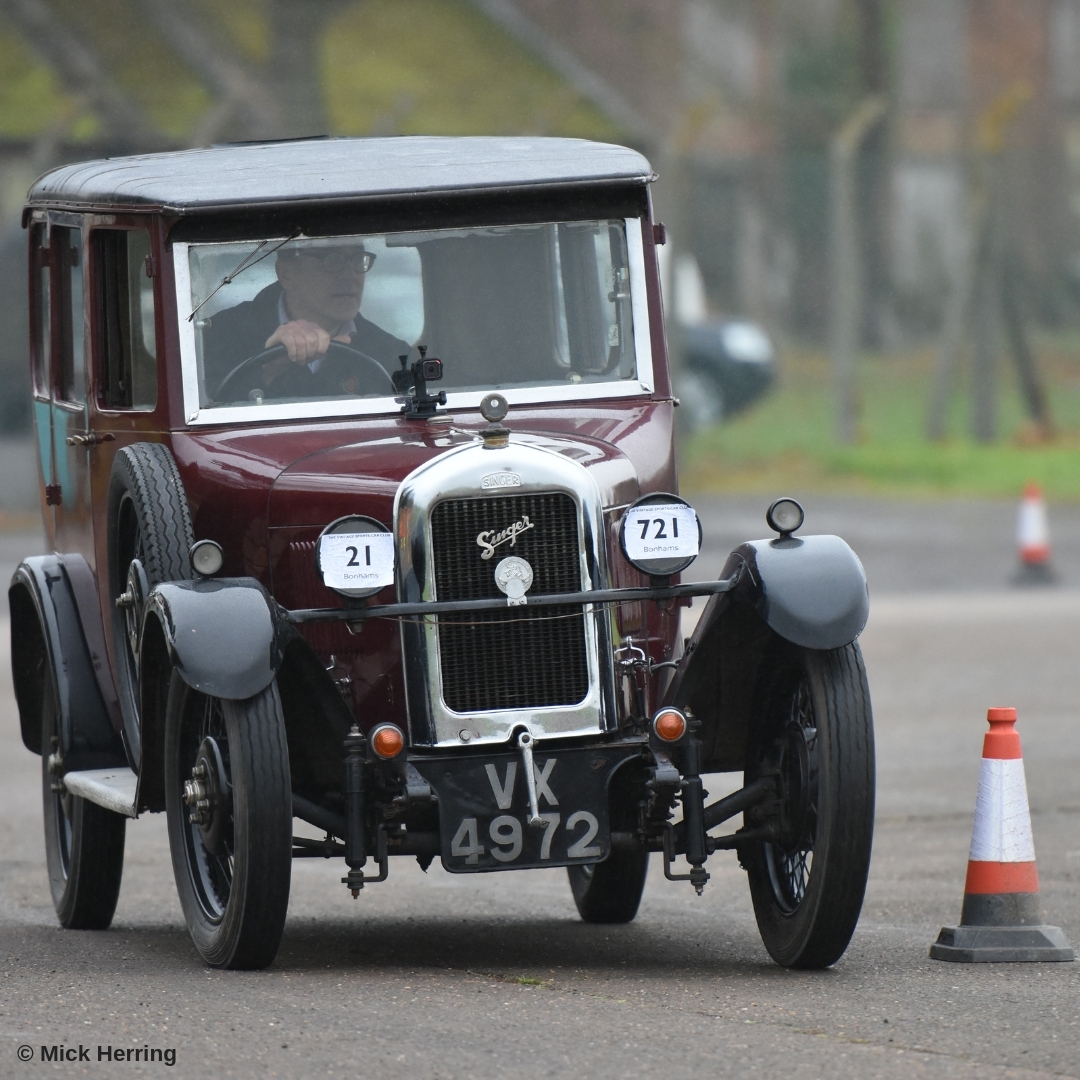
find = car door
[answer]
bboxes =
[48,221,95,564]
[86,223,166,703]
[28,223,55,544]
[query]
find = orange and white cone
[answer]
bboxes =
[930,708,1074,962]
[1014,482,1054,584]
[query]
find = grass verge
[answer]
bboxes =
[681,341,1080,501]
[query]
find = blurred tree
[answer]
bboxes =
[924,2,1057,444]
[0,0,168,149]
[268,0,349,136]
[1,0,621,150]
[139,0,348,141]
[854,0,892,347]
[783,9,859,334]
[783,0,894,344]
[0,0,623,437]
[323,0,621,139]
[138,0,282,142]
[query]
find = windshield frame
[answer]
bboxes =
[173,217,655,427]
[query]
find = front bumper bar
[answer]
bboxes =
[285,571,740,625]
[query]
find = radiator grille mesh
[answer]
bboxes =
[430,492,589,712]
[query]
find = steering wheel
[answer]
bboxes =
[215,341,395,402]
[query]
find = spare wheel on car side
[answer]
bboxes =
[107,443,194,758]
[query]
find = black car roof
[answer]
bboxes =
[25,136,653,215]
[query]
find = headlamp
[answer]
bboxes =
[766,498,804,537]
[316,514,394,599]
[619,492,701,577]
[190,539,224,577]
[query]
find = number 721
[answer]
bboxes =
[636,516,678,540]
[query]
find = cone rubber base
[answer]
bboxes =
[930,924,1074,963]
[1013,562,1056,586]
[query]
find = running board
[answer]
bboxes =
[62,768,138,818]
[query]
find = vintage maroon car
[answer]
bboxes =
[9,137,873,970]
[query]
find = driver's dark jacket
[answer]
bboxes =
[202,283,410,397]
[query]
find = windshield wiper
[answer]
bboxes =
[187,230,300,322]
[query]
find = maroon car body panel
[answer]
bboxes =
[22,138,681,741]
[159,398,680,732]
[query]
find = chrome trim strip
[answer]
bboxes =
[173,243,203,424]
[182,382,654,428]
[394,439,616,748]
[625,216,653,393]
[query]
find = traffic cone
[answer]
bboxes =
[930,708,1074,962]
[1014,482,1055,584]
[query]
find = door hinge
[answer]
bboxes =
[45,484,61,505]
[144,253,159,279]
[653,222,667,246]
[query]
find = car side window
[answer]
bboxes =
[54,226,85,405]
[30,225,50,399]
[96,229,159,410]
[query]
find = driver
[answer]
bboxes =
[202,241,411,399]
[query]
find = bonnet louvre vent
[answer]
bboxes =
[430,492,588,712]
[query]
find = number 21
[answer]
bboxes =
[345,545,371,567]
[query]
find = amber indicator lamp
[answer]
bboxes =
[652,707,687,742]
[370,724,405,759]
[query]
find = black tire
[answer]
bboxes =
[741,642,875,969]
[568,851,649,923]
[41,674,126,929]
[107,444,194,737]
[164,671,292,969]
[567,770,649,923]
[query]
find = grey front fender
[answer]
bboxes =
[662,534,868,773]
[732,533,869,649]
[143,578,296,700]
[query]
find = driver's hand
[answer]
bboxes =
[265,321,351,364]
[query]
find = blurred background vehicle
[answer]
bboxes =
[658,243,777,429]
[678,320,777,429]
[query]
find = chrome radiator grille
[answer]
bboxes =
[430,492,589,712]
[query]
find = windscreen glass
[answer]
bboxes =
[185,221,638,410]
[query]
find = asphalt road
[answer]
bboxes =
[1,501,1079,1079]
[689,493,1080,593]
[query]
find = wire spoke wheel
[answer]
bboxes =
[763,679,818,913]
[41,674,126,930]
[165,671,292,969]
[742,643,875,969]
[767,847,812,912]
[177,695,234,922]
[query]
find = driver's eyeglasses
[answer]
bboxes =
[302,251,376,274]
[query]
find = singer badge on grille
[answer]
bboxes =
[494,556,534,606]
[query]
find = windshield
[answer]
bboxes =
[184,220,640,411]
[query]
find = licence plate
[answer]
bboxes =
[412,746,640,873]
